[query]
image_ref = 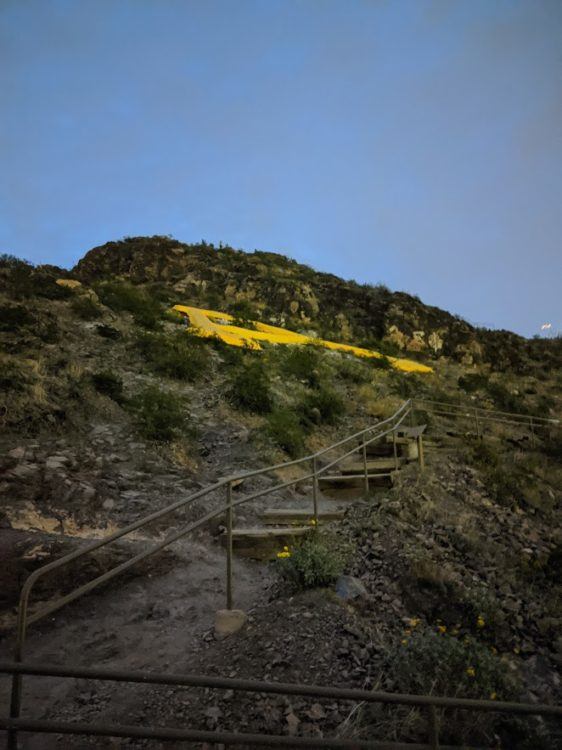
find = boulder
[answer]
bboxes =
[214,609,247,640]
[335,575,369,601]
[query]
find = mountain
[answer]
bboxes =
[0,237,560,748]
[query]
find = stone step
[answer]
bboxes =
[260,508,345,525]
[221,526,310,560]
[339,458,405,475]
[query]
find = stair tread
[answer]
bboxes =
[261,509,344,518]
[319,472,393,482]
[341,458,404,472]
[230,526,310,537]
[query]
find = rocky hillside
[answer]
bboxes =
[0,238,561,748]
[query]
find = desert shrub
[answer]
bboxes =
[228,360,273,413]
[126,386,188,441]
[71,295,102,320]
[266,409,306,458]
[276,533,345,589]
[388,372,423,398]
[352,628,520,746]
[485,465,521,506]
[369,354,393,370]
[91,371,124,403]
[96,324,121,340]
[96,281,161,329]
[280,345,324,386]
[470,440,500,468]
[541,429,562,460]
[228,299,258,328]
[391,629,516,700]
[458,373,489,393]
[138,331,211,381]
[335,355,372,384]
[0,304,34,332]
[486,381,528,414]
[300,385,345,426]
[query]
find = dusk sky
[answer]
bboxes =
[1,0,560,338]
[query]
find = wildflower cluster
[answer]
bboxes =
[276,545,291,559]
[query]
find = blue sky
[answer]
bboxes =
[1,0,561,337]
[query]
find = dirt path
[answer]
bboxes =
[0,527,273,750]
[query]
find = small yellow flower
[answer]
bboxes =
[404,629,412,636]
[513,646,520,654]
[490,692,497,700]
[401,639,408,646]
[408,618,421,628]
[276,546,291,559]
[476,616,485,628]
[309,518,318,526]
[466,667,476,678]
[437,625,447,635]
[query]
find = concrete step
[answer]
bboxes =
[318,472,393,499]
[221,526,310,560]
[260,508,345,525]
[339,458,404,475]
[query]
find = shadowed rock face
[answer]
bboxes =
[72,235,561,372]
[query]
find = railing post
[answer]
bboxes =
[312,456,319,527]
[417,434,425,472]
[392,428,399,470]
[529,416,536,447]
[474,408,481,439]
[225,481,233,610]
[427,704,440,749]
[362,440,369,500]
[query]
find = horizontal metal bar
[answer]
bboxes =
[0,717,451,750]
[413,399,558,426]
[2,663,561,717]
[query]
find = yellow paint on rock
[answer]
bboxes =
[172,305,432,373]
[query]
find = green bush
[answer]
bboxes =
[0,304,34,332]
[390,629,517,700]
[138,331,211,381]
[458,373,489,393]
[355,628,520,746]
[228,360,273,413]
[71,295,102,320]
[276,533,345,589]
[369,354,393,370]
[336,355,373,383]
[300,385,345,426]
[91,371,124,403]
[486,381,528,414]
[280,345,324,386]
[96,281,161,329]
[126,386,188,441]
[266,409,306,457]
[228,300,258,328]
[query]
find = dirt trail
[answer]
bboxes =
[0,527,272,749]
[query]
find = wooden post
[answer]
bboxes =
[530,416,536,447]
[474,408,481,439]
[392,429,399,470]
[417,434,425,472]
[226,481,233,610]
[312,456,319,526]
[362,442,369,500]
[427,705,440,749]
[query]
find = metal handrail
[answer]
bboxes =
[1,661,560,749]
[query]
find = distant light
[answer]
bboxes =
[541,323,552,330]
